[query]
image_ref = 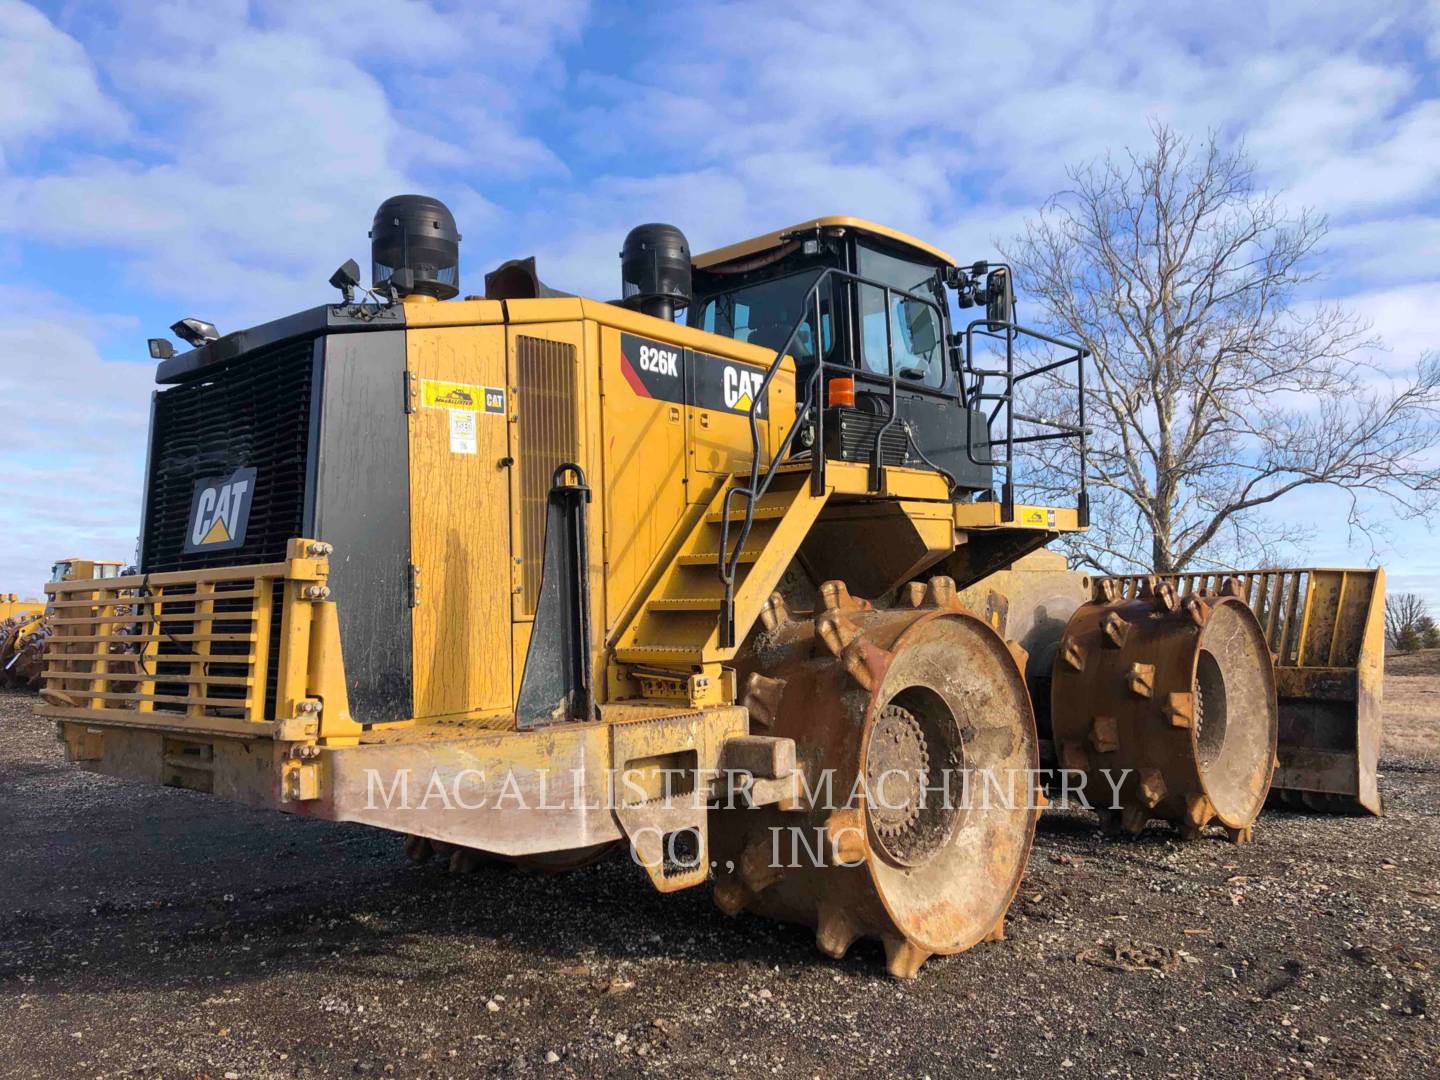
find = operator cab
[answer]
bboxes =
[50,559,122,582]
[690,217,992,494]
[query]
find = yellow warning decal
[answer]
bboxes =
[421,380,507,414]
[1018,506,1059,528]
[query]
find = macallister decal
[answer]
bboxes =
[619,332,767,417]
[183,466,257,554]
[421,379,506,414]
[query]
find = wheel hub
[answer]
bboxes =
[866,703,929,839]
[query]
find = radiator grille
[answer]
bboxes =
[141,336,316,717]
[516,336,579,616]
[142,337,317,574]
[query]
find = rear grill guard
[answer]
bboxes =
[40,539,360,743]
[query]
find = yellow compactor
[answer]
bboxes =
[3,561,124,690]
[1,594,47,689]
[40,199,1384,976]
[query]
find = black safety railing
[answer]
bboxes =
[959,315,1090,527]
[715,266,948,647]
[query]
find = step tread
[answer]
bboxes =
[677,550,762,566]
[704,504,789,523]
[646,597,724,612]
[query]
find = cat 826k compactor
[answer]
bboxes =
[41,197,1384,977]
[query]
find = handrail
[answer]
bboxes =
[959,317,1090,527]
[715,266,947,647]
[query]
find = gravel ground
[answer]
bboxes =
[1,670,1436,1079]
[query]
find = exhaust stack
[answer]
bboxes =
[371,194,461,300]
[620,223,691,321]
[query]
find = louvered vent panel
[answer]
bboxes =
[516,336,579,617]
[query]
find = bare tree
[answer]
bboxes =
[1005,123,1440,574]
[1386,592,1429,652]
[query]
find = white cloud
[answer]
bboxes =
[1278,101,1440,215]
[1324,216,1440,283]
[1339,282,1440,366]
[0,0,125,164]
[0,286,152,591]
[0,1,581,329]
[554,0,1440,260]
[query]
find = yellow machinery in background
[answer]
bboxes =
[39,198,1380,977]
[3,561,123,690]
[0,594,47,690]
[0,593,45,622]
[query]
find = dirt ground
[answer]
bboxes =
[1,660,1436,1079]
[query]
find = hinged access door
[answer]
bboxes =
[406,323,514,719]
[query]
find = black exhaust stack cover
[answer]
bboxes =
[620,223,691,321]
[370,194,461,300]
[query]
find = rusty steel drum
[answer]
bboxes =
[711,577,1039,979]
[1051,576,1278,841]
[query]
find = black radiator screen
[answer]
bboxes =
[141,337,317,573]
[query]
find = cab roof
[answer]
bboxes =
[692,215,957,271]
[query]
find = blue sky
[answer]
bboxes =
[2,1,1438,601]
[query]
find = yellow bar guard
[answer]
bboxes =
[39,539,361,744]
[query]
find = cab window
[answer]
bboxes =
[857,244,944,388]
[691,271,834,362]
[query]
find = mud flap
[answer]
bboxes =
[516,464,595,730]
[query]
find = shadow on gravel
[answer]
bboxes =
[4,803,1251,993]
[1,833,865,994]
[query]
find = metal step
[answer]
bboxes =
[646,597,724,612]
[677,550,761,566]
[704,503,788,524]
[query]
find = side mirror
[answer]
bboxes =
[985,269,1013,326]
[903,298,938,355]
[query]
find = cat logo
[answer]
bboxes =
[722,365,765,414]
[183,467,257,554]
